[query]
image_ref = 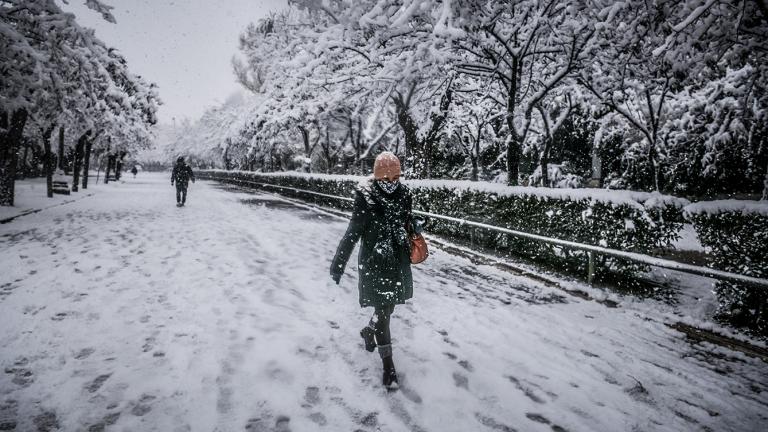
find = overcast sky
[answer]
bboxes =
[59,0,287,125]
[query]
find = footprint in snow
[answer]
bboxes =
[304,387,320,406]
[142,337,156,353]
[84,373,112,393]
[308,412,327,426]
[85,411,121,432]
[394,373,423,404]
[359,412,378,427]
[130,394,156,417]
[245,415,292,432]
[505,375,546,404]
[5,358,34,388]
[526,413,551,424]
[458,359,474,372]
[51,311,77,321]
[32,411,59,432]
[452,372,469,390]
[0,399,18,431]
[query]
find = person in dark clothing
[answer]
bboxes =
[331,152,415,390]
[131,166,138,178]
[171,157,195,206]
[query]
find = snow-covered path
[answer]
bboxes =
[0,173,766,432]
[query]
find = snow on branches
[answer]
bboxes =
[1,0,160,204]
[183,0,766,198]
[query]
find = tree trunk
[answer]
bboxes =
[82,137,92,189]
[104,154,112,184]
[324,128,332,174]
[298,125,312,173]
[0,109,28,206]
[393,97,421,177]
[58,126,65,172]
[395,86,452,179]
[505,57,521,186]
[467,136,479,181]
[96,155,102,185]
[470,157,479,181]
[223,145,231,170]
[71,143,81,192]
[762,160,768,201]
[71,132,89,192]
[590,145,602,187]
[506,136,522,186]
[353,117,361,164]
[648,140,660,192]
[115,151,125,180]
[42,125,56,198]
[540,137,552,187]
[21,145,29,179]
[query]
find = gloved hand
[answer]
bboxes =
[330,271,342,285]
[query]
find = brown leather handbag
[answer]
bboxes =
[409,231,429,264]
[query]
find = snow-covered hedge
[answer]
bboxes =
[407,180,688,281]
[685,201,768,335]
[201,170,690,281]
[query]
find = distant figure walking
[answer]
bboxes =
[331,152,416,390]
[131,166,138,178]
[171,157,195,207]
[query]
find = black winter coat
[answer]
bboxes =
[171,163,195,188]
[331,179,414,308]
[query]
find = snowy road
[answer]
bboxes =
[1,173,766,432]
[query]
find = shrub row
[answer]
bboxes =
[202,169,768,334]
[200,170,688,281]
[684,201,768,336]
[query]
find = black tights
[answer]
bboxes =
[370,305,394,346]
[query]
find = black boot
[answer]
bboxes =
[360,325,376,352]
[379,345,398,390]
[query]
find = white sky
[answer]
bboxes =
[58,0,287,124]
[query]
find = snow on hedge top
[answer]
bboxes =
[208,169,362,183]
[406,179,689,209]
[205,170,690,209]
[684,199,768,217]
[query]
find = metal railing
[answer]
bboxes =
[206,173,768,290]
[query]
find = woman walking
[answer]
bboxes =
[330,152,415,390]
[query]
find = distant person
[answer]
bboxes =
[131,166,138,178]
[330,152,418,390]
[171,157,195,207]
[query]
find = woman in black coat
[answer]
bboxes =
[331,152,414,389]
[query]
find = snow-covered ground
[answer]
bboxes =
[0,175,105,222]
[0,173,766,432]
